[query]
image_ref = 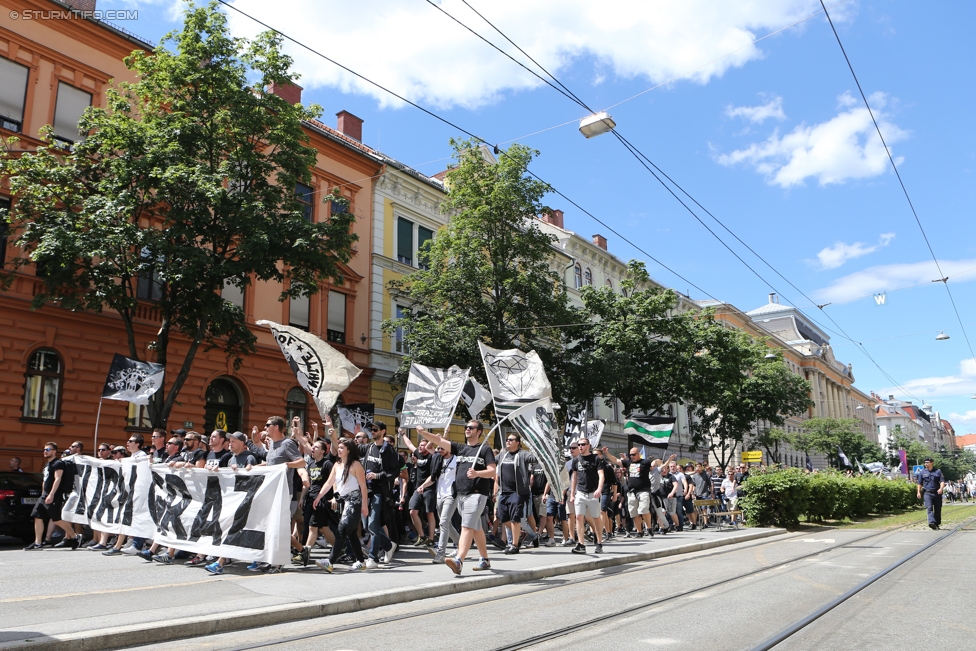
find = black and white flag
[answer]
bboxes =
[507,398,569,497]
[400,363,470,430]
[337,403,375,434]
[563,408,586,451]
[585,419,606,448]
[257,321,362,420]
[478,342,551,419]
[460,377,492,420]
[101,354,164,405]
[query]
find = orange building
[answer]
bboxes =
[0,0,381,470]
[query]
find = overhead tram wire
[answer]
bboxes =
[818,0,976,368]
[447,0,925,403]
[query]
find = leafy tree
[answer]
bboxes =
[790,418,884,468]
[382,139,580,407]
[753,427,791,465]
[0,2,357,428]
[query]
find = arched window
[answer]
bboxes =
[204,378,243,434]
[574,264,582,289]
[584,268,592,286]
[23,349,62,421]
[605,278,613,290]
[286,387,307,430]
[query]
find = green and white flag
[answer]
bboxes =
[624,417,675,450]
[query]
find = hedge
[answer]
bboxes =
[738,468,919,528]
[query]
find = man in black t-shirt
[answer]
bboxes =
[204,430,234,470]
[25,442,80,550]
[401,430,437,546]
[569,438,604,554]
[418,420,496,575]
[174,431,206,468]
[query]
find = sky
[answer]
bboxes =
[104,0,976,432]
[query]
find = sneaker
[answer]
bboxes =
[52,538,72,549]
[315,536,329,549]
[445,555,463,575]
[205,562,223,575]
[266,565,283,574]
[246,561,263,572]
[384,541,398,563]
[517,532,527,549]
[291,553,304,565]
[427,546,438,559]
[84,539,98,548]
[89,543,108,551]
[489,534,507,551]
[571,543,586,554]
[562,538,576,547]
[137,549,153,561]
[432,550,445,564]
[152,553,173,565]
[300,546,311,567]
[121,544,139,556]
[365,558,379,570]
[103,547,122,556]
[315,559,334,573]
[186,555,208,566]
[39,540,51,548]
[472,558,491,571]
[532,536,540,549]
[595,543,604,554]
[413,536,428,547]
[545,538,557,547]
[23,542,43,550]
[503,545,517,555]
[350,561,366,571]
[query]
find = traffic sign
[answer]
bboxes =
[742,451,763,463]
[912,465,924,476]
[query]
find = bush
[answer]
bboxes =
[741,468,920,528]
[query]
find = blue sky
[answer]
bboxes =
[108,0,976,432]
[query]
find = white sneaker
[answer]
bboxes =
[350,561,366,571]
[545,538,557,547]
[562,538,576,547]
[315,536,329,549]
[384,541,398,563]
[121,545,139,556]
[364,558,379,570]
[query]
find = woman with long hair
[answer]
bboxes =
[313,438,369,572]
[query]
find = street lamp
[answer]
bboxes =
[765,352,778,360]
[936,331,950,341]
[579,111,616,138]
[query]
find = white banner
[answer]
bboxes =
[478,342,551,418]
[63,456,291,565]
[400,363,469,430]
[507,398,569,497]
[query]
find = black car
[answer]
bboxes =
[0,471,43,542]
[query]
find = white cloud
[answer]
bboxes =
[813,258,976,304]
[948,410,976,428]
[716,92,908,187]
[206,0,822,110]
[881,359,976,402]
[814,232,895,270]
[726,96,786,123]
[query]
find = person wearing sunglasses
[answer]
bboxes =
[569,438,604,554]
[493,432,538,554]
[24,443,80,551]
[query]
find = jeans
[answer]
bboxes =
[436,494,460,551]
[330,492,365,564]
[923,491,942,526]
[367,491,392,561]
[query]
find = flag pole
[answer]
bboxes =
[93,397,104,450]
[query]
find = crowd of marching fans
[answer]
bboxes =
[19,416,751,575]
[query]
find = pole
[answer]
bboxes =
[93,397,104,450]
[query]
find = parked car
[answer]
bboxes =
[0,472,43,542]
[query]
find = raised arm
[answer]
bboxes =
[602,446,622,467]
[416,426,450,451]
[400,428,418,453]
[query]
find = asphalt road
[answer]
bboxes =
[124,526,976,651]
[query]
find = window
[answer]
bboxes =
[136,248,164,301]
[417,226,434,269]
[285,387,307,428]
[574,264,582,289]
[584,268,592,286]
[397,217,413,265]
[394,304,408,353]
[290,294,309,330]
[222,278,245,310]
[327,290,346,344]
[295,183,314,221]
[606,278,613,290]
[23,349,62,421]
[0,57,29,133]
[127,402,151,429]
[0,196,9,268]
[52,82,92,147]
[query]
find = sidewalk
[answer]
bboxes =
[0,526,784,651]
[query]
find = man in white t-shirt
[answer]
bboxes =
[418,443,460,564]
[721,470,738,517]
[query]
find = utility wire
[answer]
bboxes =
[818,0,976,368]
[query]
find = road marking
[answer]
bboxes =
[0,574,269,603]
[800,538,835,543]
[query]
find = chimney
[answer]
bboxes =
[540,209,564,229]
[336,110,363,142]
[268,81,302,106]
[768,292,778,304]
[592,234,607,250]
[888,395,894,401]
[63,0,96,10]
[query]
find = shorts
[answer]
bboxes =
[682,497,695,515]
[497,492,526,523]
[627,491,651,517]
[290,501,302,522]
[307,500,335,529]
[545,495,566,520]
[664,497,678,515]
[600,492,613,513]
[457,493,489,530]
[531,493,544,518]
[31,494,64,521]
[408,490,436,514]
[573,491,601,519]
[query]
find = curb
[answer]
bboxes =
[0,528,785,651]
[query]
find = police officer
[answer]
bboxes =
[916,457,946,530]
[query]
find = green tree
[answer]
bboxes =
[790,418,884,468]
[382,139,579,404]
[0,2,357,428]
[753,427,791,465]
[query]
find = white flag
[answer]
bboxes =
[400,363,470,430]
[507,398,569,497]
[257,321,362,420]
[585,419,606,448]
[477,342,551,418]
[461,377,492,420]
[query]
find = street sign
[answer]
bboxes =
[742,451,763,463]
[912,465,924,476]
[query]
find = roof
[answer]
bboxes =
[49,0,155,49]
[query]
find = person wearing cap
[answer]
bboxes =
[171,428,187,437]
[916,458,946,530]
[227,432,257,469]
[111,446,127,459]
